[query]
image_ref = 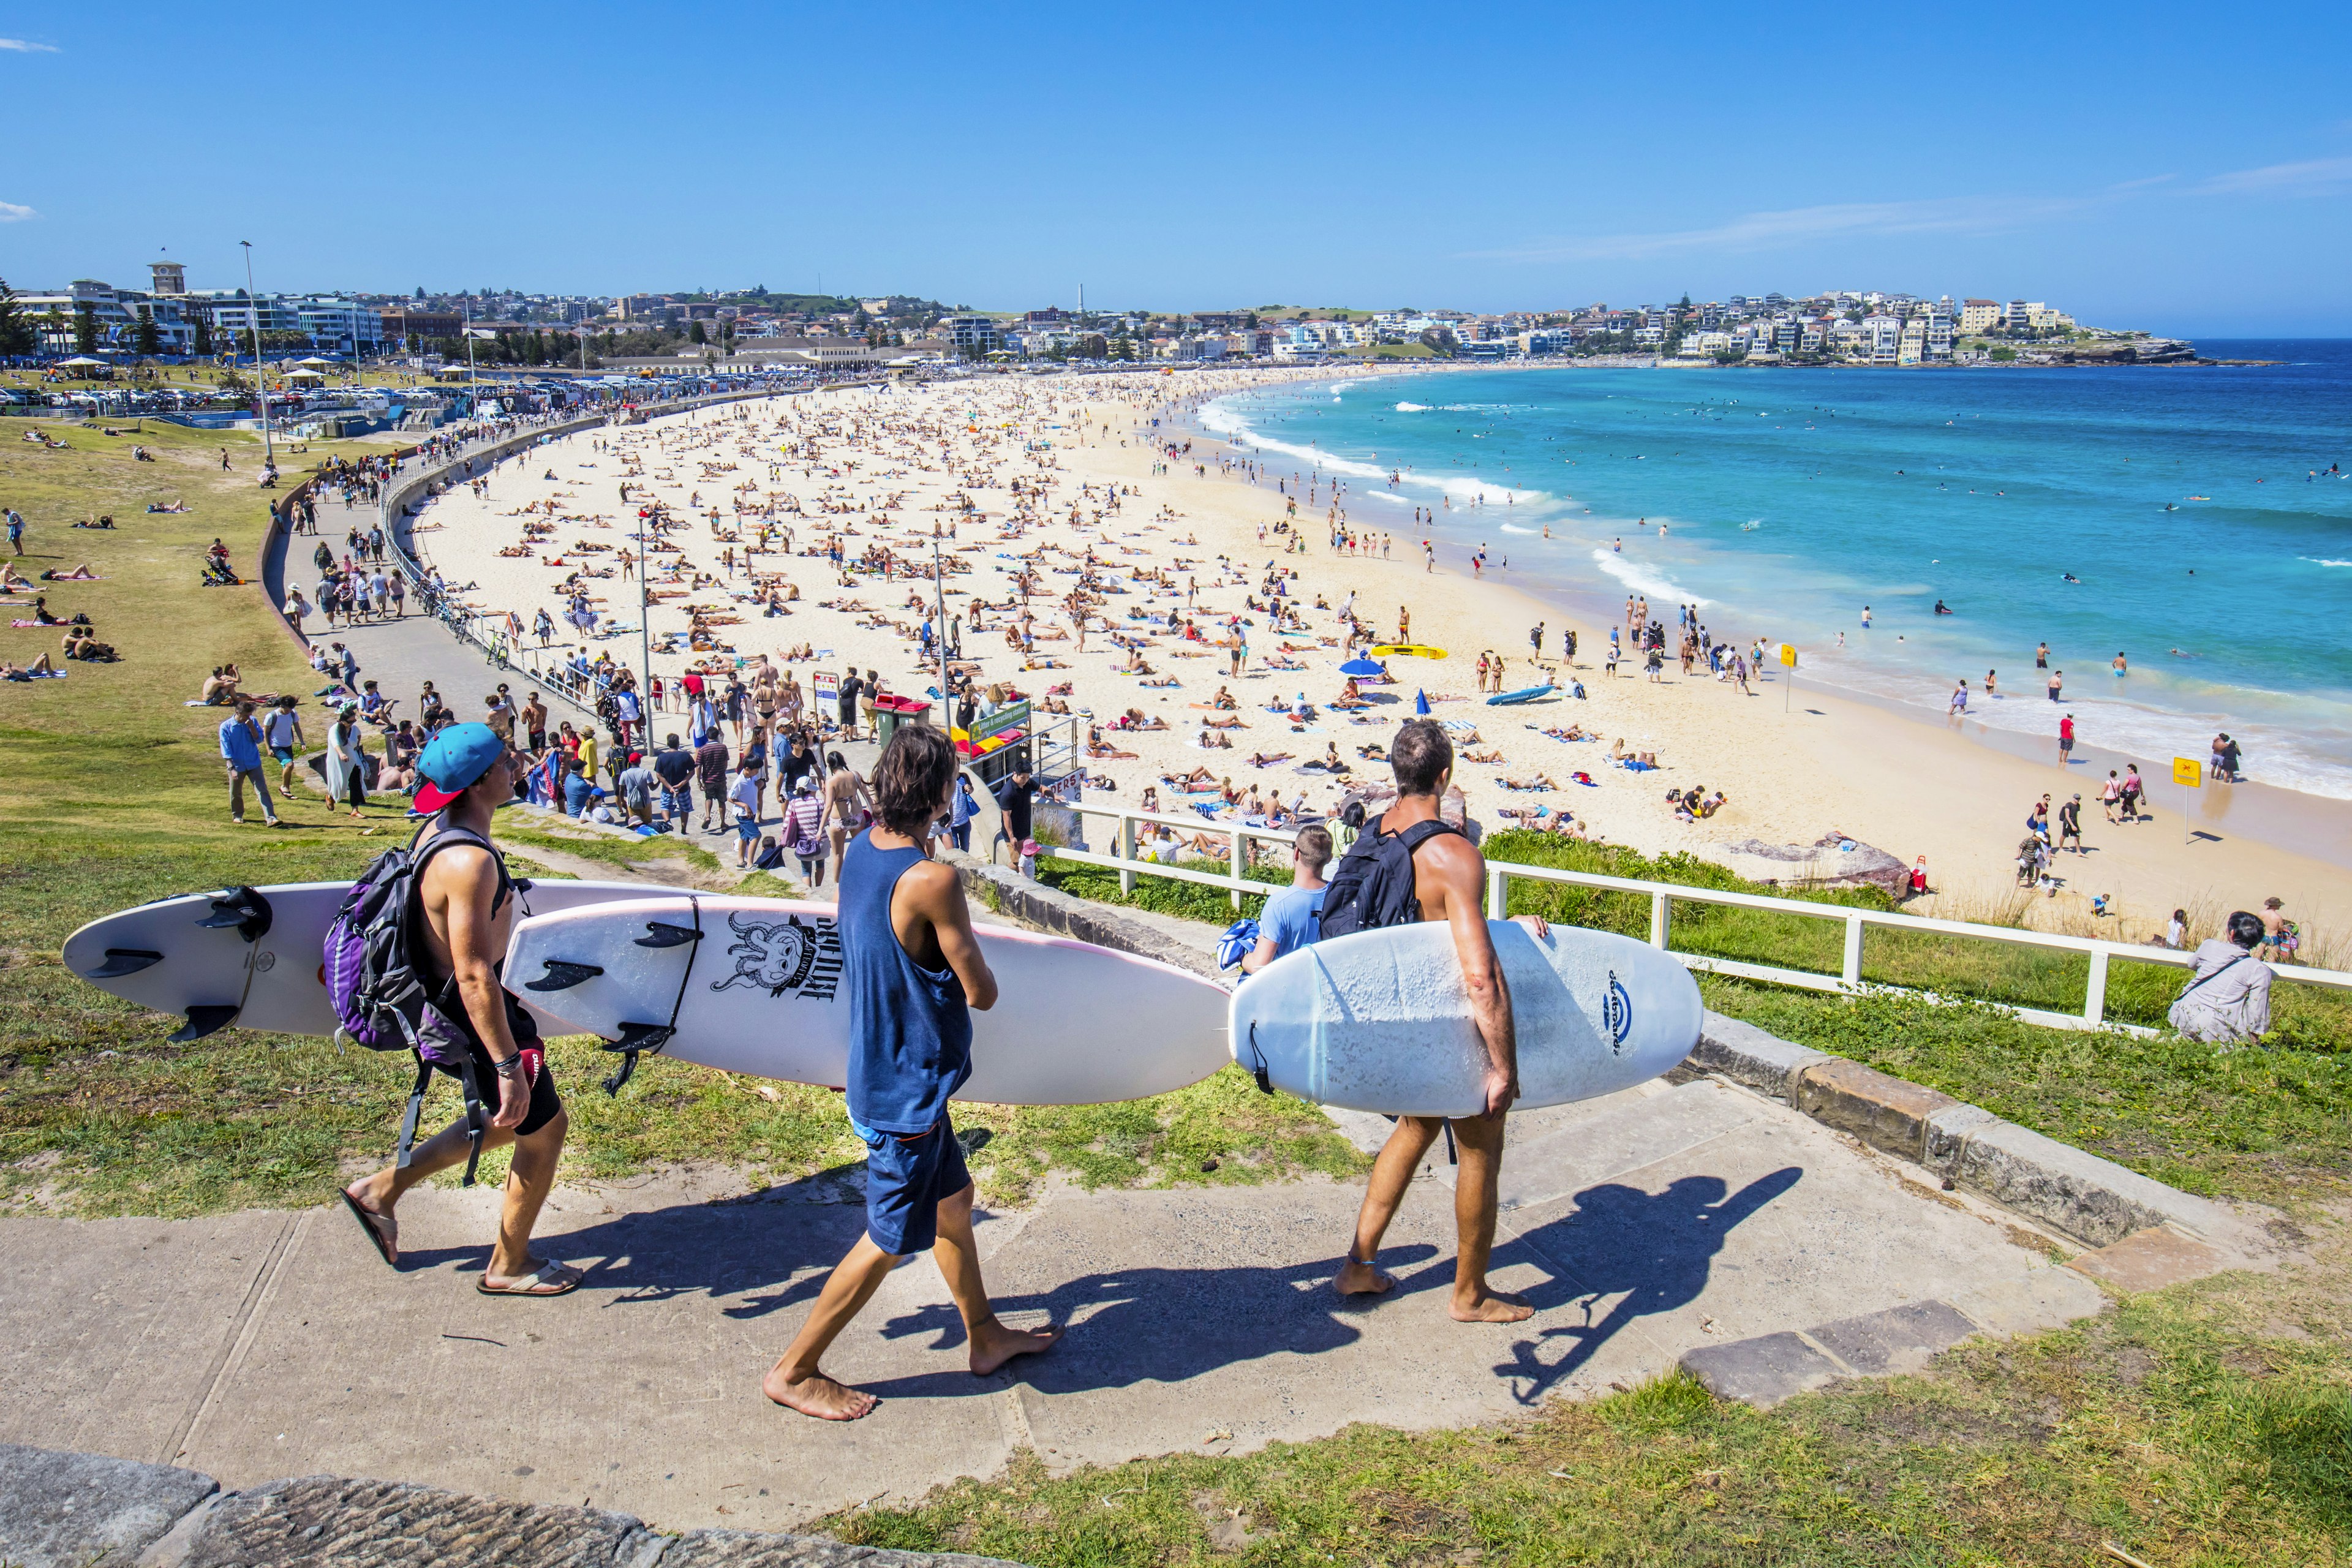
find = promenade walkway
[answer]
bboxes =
[0,1060,2113,1534]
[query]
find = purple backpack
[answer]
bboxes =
[324,822,502,1185]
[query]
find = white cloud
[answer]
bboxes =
[0,202,34,222]
[0,38,59,53]
[1466,195,2095,265]
[2192,156,2352,196]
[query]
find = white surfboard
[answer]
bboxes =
[1229,920,1700,1116]
[61,878,674,1042]
[503,894,1232,1106]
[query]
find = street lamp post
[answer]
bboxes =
[238,241,274,470]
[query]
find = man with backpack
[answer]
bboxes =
[1324,718,1543,1324]
[337,722,581,1297]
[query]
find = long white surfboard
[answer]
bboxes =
[61,878,674,1041]
[503,894,1231,1106]
[1229,920,1700,1116]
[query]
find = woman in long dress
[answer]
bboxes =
[324,704,370,819]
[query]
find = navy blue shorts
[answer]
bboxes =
[852,1112,970,1256]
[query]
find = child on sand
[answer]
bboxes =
[763,726,1057,1420]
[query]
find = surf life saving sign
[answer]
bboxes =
[812,670,839,708]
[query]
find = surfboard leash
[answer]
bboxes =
[602,894,701,1096]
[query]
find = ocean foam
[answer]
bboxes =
[1395,402,1431,412]
[1589,548,1713,608]
[2304,557,2352,568]
[1200,397,1538,505]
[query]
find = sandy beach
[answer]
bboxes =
[404,369,2351,951]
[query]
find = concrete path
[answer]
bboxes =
[0,1073,2100,1536]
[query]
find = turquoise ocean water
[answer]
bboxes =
[1196,343,2352,799]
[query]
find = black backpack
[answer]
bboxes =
[1317,811,1458,940]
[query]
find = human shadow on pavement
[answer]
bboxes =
[1489,1167,1803,1404]
[385,1174,874,1319]
[848,1243,1446,1402]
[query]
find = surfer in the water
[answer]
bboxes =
[1334,718,1546,1324]
[339,723,581,1297]
[765,725,1058,1420]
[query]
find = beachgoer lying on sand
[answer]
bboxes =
[1540,725,1590,742]
[1197,725,1232,750]
[1498,774,1557,793]
[1462,747,1503,764]
[1246,752,1293,769]
[1164,766,1217,789]
[1203,714,1246,729]
[1086,728,1139,760]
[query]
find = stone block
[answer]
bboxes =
[1793,1058,1957,1162]
[0,1442,217,1568]
[2067,1226,2231,1293]
[1806,1299,1978,1376]
[662,1528,1025,1567]
[1679,1331,1844,1408]
[163,1476,658,1568]
[1923,1102,2000,1176]
[1953,1120,2236,1248]
[1688,1013,1830,1101]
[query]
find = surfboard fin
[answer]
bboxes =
[600,1022,675,1096]
[197,886,273,942]
[168,1005,240,1043]
[523,960,606,992]
[635,922,702,949]
[83,948,165,979]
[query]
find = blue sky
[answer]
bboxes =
[3,1,2348,334]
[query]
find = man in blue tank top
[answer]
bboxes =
[764,725,1059,1419]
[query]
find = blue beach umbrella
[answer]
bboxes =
[1414,688,1431,715]
[1340,657,1384,677]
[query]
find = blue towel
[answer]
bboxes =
[1217,919,1261,971]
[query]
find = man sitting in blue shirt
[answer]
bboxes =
[1239,824,1332,974]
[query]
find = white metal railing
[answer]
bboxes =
[1042,802,2352,1032]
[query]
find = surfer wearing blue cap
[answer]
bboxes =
[1332,717,1545,1324]
[340,722,581,1298]
[765,725,1057,1420]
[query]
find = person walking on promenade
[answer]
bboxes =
[339,725,582,1295]
[763,726,1057,1419]
[1332,718,1546,1323]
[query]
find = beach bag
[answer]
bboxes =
[1317,812,1457,941]
[323,822,510,1185]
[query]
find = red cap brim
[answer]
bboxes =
[411,781,464,813]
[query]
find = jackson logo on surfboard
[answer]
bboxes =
[712,913,843,1002]
[1603,970,1633,1054]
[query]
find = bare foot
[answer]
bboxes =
[1334,1259,1396,1298]
[969,1319,1060,1377]
[763,1365,877,1421]
[1450,1289,1535,1324]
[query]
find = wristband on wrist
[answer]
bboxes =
[491,1055,522,1078]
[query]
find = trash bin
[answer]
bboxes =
[871,694,933,745]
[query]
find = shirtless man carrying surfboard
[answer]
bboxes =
[1333,717,1542,1323]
